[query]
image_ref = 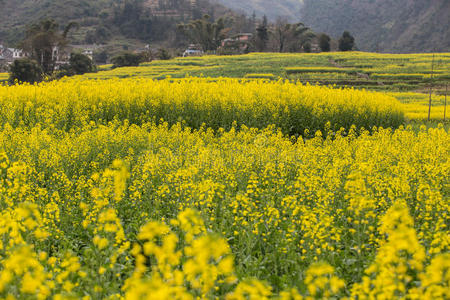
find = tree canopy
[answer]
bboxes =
[21,19,78,74]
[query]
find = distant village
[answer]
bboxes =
[0,32,260,71]
[1,30,323,70]
[0,43,98,69]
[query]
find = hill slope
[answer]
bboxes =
[213,0,304,21]
[0,0,115,44]
[215,0,449,53]
[0,0,232,47]
[300,0,450,53]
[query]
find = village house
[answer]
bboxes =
[0,42,102,71]
[0,44,27,64]
[183,44,203,57]
[221,33,253,47]
[220,33,253,54]
[0,45,4,63]
[70,44,100,61]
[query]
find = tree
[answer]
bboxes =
[274,18,313,53]
[21,19,78,74]
[255,15,269,52]
[303,42,312,53]
[69,53,94,75]
[339,31,355,51]
[94,51,109,65]
[157,48,172,60]
[8,58,43,84]
[111,52,141,68]
[318,33,331,52]
[177,15,227,52]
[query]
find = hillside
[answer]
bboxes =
[0,0,232,48]
[1,0,448,53]
[300,0,450,53]
[0,0,114,44]
[215,0,449,53]
[213,0,304,21]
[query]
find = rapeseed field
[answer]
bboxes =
[0,78,405,134]
[0,72,448,298]
[76,52,449,122]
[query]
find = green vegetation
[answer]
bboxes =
[285,67,360,74]
[21,19,78,74]
[111,52,142,68]
[338,31,355,52]
[0,0,236,53]
[177,15,227,52]
[8,58,43,84]
[79,52,450,93]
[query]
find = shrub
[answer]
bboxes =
[111,52,141,68]
[318,33,331,52]
[94,50,108,64]
[69,53,95,75]
[339,31,355,51]
[8,58,43,84]
[157,48,172,60]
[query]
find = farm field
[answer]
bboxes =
[84,52,449,121]
[0,53,449,299]
[87,53,450,91]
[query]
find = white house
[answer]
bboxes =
[0,44,4,62]
[82,49,94,60]
[0,45,27,63]
[70,44,100,61]
[11,48,25,59]
[183,44,203,57]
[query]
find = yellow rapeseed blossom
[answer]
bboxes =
[0,75,447,298]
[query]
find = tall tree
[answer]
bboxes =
[274,18,313,53]
[21,19,78,74]
[318,33,331,52]
[338,31,355,51]
[255,15,269,52]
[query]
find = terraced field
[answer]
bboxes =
[86,52,449,93]
[0,73,8,83]
[79,52,449,121]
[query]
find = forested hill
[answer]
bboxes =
[2,0,448,53]
[0,0,232,47]
[300,0,449,53]
[0,0,114,44]
[213,0,304,21]
[214,0,449,53]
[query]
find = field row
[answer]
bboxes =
[0,78,405,135]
